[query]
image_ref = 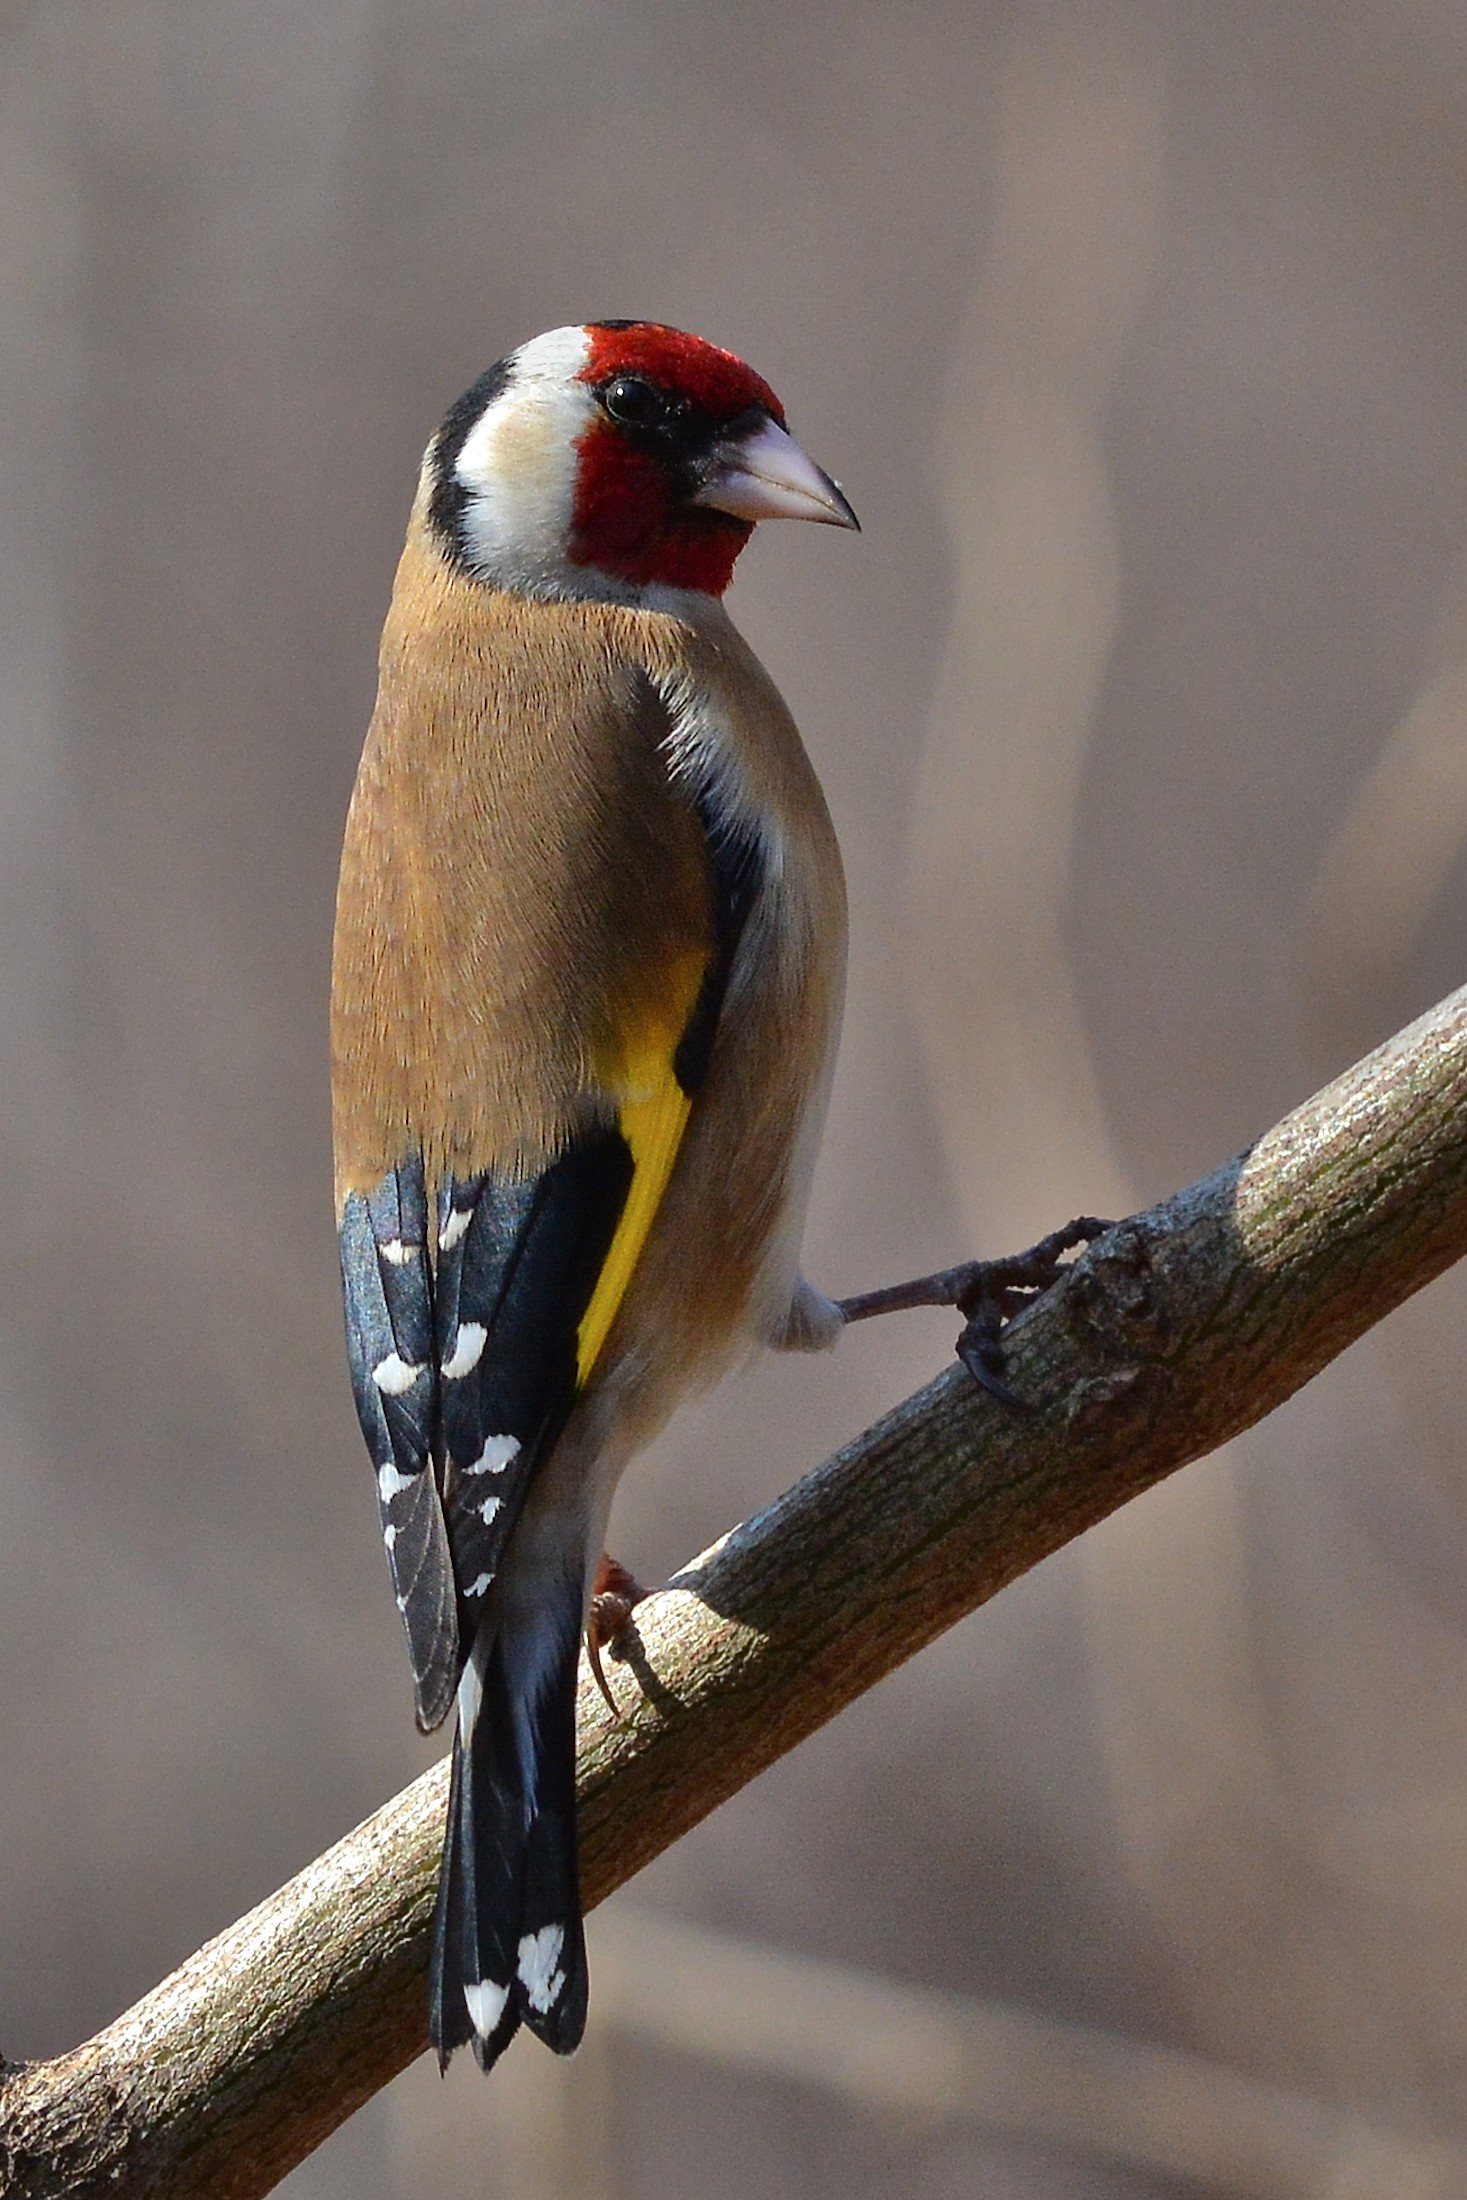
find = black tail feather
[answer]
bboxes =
[427,1572,588,2073]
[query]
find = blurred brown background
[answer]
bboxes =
[5,4,1467,2194]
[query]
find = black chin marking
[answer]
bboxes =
[428,357,513,552]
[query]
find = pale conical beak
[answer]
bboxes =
[693,414,860,530]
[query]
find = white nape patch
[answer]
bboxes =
[372,1352,421,1396]
[441,1323,487,1379]
[383,1524,397,1552]
[465,1570,493,1598]
[516,1925,566,2015]
[457,1653,484,1738]
[466,1433,520,1476]
[437,1207,471,1252]
[380,1237,418,1265]
[376,1460,416,1502]
[477,1495,502,1526]
[464,1977,510,2040]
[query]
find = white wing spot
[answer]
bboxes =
[464,1977,511,2039]
[517,1925,566,2014]
[372,1352,421,1396]
[442,1323,487,1379]
[464,1571,493,1598]
[466,1434,520,1476]
[438,1207,471,1251]
[376,1460,416,1502]
[477,1495,502,1526]
[380,1238,419,1265]
[383,1523,397,1552]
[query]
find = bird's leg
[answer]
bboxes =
[837,1216,1113,1410]
[585,1553,650,1716]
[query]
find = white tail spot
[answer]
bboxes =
[372,1352,421,1396]
[466,1433,520,1476]
[464,1977,510,2039]
[517,1924,566,2014]
[442,1323,487,1379]
[457,1656,484,1737]
[438,1207,472,1251]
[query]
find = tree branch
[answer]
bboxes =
[6,986,1467,2199]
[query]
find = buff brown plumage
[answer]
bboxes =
[332,322,856,2069]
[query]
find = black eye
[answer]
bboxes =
[601,375,668,428]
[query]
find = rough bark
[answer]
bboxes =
[5,986,1467,2198]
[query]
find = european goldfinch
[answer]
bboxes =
[332,322,860,2070]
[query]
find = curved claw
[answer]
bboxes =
[586,1628,620,1717]
[957,1323,1035,1413]
[585,1554,650,1720]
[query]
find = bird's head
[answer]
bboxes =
[426,321,858,605]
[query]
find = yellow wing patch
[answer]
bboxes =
[575,1067,692,1383]
[575,954,705,1385]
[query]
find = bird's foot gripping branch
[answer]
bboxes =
[837,1216,1115,1406]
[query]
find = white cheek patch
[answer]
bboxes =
[455,326,596,596]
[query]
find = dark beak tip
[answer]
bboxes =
[828,482,861,532]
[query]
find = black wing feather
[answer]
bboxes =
[340,1159,458,1731]
[432,1132,633,1641]
[340,1129,634,1731]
